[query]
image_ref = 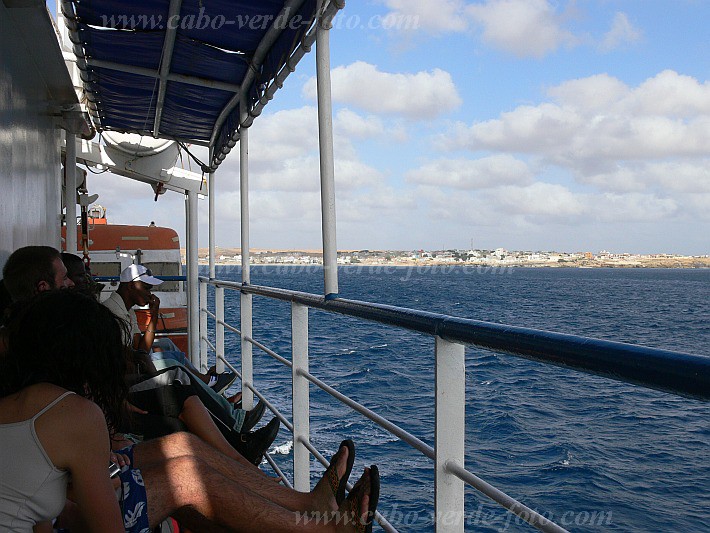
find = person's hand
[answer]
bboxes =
[148,293,160,314]
[110,451,131,469]
[125,401,148,415]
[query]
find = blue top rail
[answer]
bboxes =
[204,278,710,401]
[94,276,187,282]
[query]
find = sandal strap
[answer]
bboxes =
[325,459,341,498]
[347,489,366,533]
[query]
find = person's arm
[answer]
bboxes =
[129,347,158,375]
[136,295,160,352]
[32,521,52,533]
[61,399,124,532]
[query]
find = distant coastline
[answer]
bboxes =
[184,248,710,269]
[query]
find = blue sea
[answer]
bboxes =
[203,266,709,532]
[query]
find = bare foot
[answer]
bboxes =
[312,440,354,513]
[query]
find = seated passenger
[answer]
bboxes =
[60,252,103,299]
[5,246,271,461]
[104,263,236,392]
[123,349,276,465]
[1,290,380,533]
[0,246,76,359]
[2,246,75,301]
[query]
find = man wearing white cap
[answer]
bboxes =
[105,264,235,391]
[103,264,164,352]
[104,264,266,436]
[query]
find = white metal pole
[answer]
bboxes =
[64,133,77,253]
[184,194,192,358]
[186,190,200,365]
[208,147,216,279]
[240,98,253,409]
[435,337,465,533]
[199,279,208,372]
[291,302,310,491]
[207,157,227,373]
[316,13,339,299]
[205,147,216,374]
[216,286,225,374]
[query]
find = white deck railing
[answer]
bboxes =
[198,277,591,533]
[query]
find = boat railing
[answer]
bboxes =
[198,276,709,533]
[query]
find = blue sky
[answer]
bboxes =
[75,1,709,254]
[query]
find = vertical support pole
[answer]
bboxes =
[199,279,208,372]
[184,190,190,309]
[64,133,77,253]
[208,147,216,279]
[239,96,253,409]
[216,286,225,374]
[316,13,339,299]
[186,190,200,366]
[291,302,310,491]
[206,147,216,374]
[435,337,465,533]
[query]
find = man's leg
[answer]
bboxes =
[154,358,246,431]
[133,432,350,515]
[178,395,256,470]
[140,455,371,532]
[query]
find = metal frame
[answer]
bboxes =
[200,276,708,532]
[222,282,710,400]
[60,0,346,173]
[153,0,183,138]
[316,12,339,298]
[64,132,77,253]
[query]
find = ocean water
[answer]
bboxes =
[204,266,709,532]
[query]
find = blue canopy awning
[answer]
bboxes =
[62,0,343,171]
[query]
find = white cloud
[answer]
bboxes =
[600,12,642,52]
[546,73,630,111]
[580,160,710,194]
[210,107,383,194]
[248,107,319,164]
[490,182,586,217]
[444,71,710,176]
[334,109,385,139]
[303,61,462,119]
[626,70,710,118]
[466,0,576,58]
[594,193,678,222]
[379,0,468,33]
[430,69,709,233]
[406,154,533,189]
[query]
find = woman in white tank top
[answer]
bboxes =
[0,291,128,532]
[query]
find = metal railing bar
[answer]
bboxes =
[95,275,187,282]
[198,279,652,531]
[446,461,569,533]
[264,452,294,489]
[216,348,398,532]
[218,318,240,336]
[218,355,295,433]
[203,308,217,320]
[212,326,550,532]
[202,336,216,353]
[219,340,569,532]
[297,369,436,460]
[204,279,710,401]
[215,318,294,369]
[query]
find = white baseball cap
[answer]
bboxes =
[119,264,163,286]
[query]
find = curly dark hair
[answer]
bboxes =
[0,290,128,432]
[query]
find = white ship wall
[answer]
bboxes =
[0,2,68,270]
